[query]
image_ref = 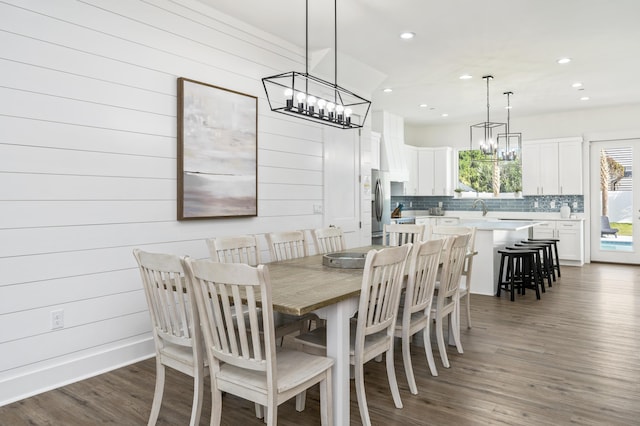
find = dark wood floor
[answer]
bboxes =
[2,262,639,425]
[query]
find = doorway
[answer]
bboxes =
[589,140,639,264]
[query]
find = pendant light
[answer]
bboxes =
[262,0,371,129]
[469,75,507,161]
[496,91,522,161]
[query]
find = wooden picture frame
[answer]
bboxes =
[177,78,258,220]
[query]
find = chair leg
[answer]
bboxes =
[148,359,165,426]
[320,370,332,426]
[254,404,264,419]
[385,348,403,409]
[188,367,204,426]
[422,324,438,377]
[295,391,306,412]
[266,402,277,426]
[402,334,418,394]
[465,292,472,329]
[354,363,371,426]
[435,315,450,368]
[450,310,463,354]
[211,388,223,426]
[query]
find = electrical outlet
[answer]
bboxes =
[409,201,413,208]
[534,201,539,208]
[313,204,323,214]
[51,309,64,330]
[438,201,443,208]
[573,201,578,209]
[550,201,555,209]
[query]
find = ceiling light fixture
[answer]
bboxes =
[580,96,590,101]
[400,32,415,40]
[459,74,473,80]
[496,91,521,161]
[469,75,508,161]
[572,82,583,88]
[383,88,393,93]
[557,57,571,64]
[261,0,371,129]
[419,104,428,108]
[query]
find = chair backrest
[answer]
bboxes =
[133,249,202,355]
[355,244,411,347]
[206,234,262,266]
[266,230,308,261]
[383,223,425,246]
[430,225,476,276]
[601,215,611,229]
[184,258,276,379]
[402,238,445,321]
[435,234,471,306]
[313,227,346,254]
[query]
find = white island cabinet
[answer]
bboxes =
[532,219,584,265]
[459,220,544,296]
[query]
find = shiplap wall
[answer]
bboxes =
[0,0,368,405]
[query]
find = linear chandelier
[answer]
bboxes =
[469,75,509,161]
[262,0,371,129]
[496,91,522,161]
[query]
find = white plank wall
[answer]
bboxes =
[0,0,369,405]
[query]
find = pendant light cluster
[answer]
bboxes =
[469,75,521,161]
[262,0,371,129]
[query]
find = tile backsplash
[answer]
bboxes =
[390,195,584,214]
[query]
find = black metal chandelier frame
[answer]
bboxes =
[262,0,371,129]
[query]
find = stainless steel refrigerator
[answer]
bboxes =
[371,169,390,245]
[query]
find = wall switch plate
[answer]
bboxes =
[313,204,323,214]
[51,309,64,330]
[409,201,413,208]
[438,201,443,208]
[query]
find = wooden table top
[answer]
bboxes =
[265,246,380,316]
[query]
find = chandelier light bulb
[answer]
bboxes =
[284,88,294,109]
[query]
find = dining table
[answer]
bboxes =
[266,245,381,425]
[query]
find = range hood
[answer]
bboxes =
[372,110,409,182]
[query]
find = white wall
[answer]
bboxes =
[0,0,367,405]
[406,103,640,148]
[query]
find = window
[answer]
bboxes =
[457,150,522,195]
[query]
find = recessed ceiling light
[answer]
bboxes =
[557,57,571,64]
[400,32,415,40]
[383,88,393,93]
[572,82,583,88]
[505,106,513,109]
[580,96,590,101]
[441,113,449,117]
[459,74,473,80]
[419,104,428,108]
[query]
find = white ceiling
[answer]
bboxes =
[197,0,640,126]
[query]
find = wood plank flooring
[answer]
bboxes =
[2,262,639,425]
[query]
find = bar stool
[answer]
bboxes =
[528,238,561,279]
[514,242,553,290]
[497,247,542,301]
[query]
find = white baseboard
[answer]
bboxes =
[0,337,155,407]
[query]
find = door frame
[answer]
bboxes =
[588,137,640,264]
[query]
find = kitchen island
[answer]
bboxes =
[460,220,544,296]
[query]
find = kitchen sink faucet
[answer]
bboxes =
[472,199,488,216]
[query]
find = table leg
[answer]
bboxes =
[315,297,359,426]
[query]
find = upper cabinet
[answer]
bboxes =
[372,111,409,181]
[370,131,381,170]
[404,144,418,195]
[522,137,583,195]
[417,147,453,195]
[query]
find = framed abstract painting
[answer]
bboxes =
[177,77,257,220]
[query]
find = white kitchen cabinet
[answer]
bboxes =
[522,138,582,195]
[370,131,381,170]
[417,147,453,196]
[532,220,584,265]
[404,144,418,195]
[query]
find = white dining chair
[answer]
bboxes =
[206,234,262,266]
[266,230,308,261]
[295,244,412,426]
[312,227,346,254]
[432,233,470,368]
[383,223,425,246]
[183,258,334,426]
[430,225,477,328]
[133,249,205,426]
[394,238,445,390]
